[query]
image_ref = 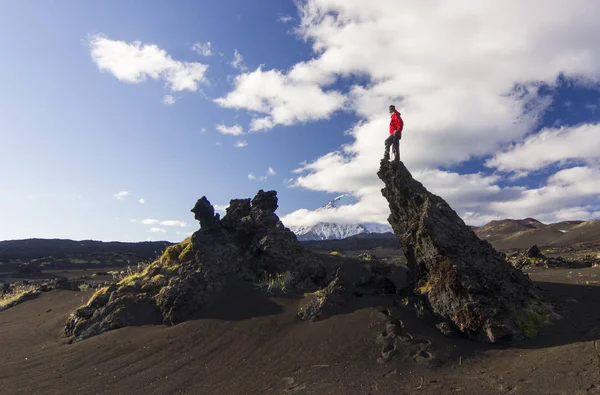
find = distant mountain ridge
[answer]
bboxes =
[289,194,393,241]
[474,218,600,251]
[0,238,172,262]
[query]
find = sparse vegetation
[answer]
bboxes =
[329,251,343,257]
[0,284,40,312]
[515,306,551,338]
[414,300,426,317]
[78,283,90,292]
[255,271,294,294]
[417,281,432,295]
[108,260,152,283]
[304,288,327,299]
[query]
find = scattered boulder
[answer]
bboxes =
[297,270,350,322]
[526,244,542,258]
[508,246,568,270]
[377,160,550,343]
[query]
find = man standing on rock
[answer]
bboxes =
[384,104,404,162]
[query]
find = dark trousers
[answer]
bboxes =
[384,133,400,161]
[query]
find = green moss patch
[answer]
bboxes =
[0,285,40,312]
[515,306,551,338]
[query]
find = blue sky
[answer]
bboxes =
[1,1,600,242]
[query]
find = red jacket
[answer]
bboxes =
[389,110,403,136]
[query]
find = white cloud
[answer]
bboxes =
[488,166,600,220]
[160,220,187,227]
[235,140,248,148]
[200,127,207,133]
[214,204,229,213]
[192,42,213,56]
[216,142,223,147]
[268,0,600,226]
[162,94,176,105]
[176,231,194,237]
[138,198,145,204]
[487,123,600,173]
[248,173,267,182]
[231,49,247,71]
[148,227,167,233]
[89,34,208,92]
[248,167,278,182]
[135,219,187,227]
[113,191,129,200]
[278,15,295,24]
[215,66,346,131]
[216,123,244,136]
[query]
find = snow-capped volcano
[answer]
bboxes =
[289,194,393,241]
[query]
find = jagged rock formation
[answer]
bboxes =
[377,160,550,343]
[65,190,396,342]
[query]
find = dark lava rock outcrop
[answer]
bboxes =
[507,245,569,270]
[65,190,395,342]
[377,160,551,343]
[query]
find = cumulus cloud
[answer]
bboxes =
[231,49,247,71]
[248,167,278,182]
[138,198,145,204]
[489,166,600,220]
[271,0,600,226]
[134,219,187,227]
[248,173,267,182]
[192,41,213,56]
[162,94,176,105]
[148,227,167,233]
[216,123,244,136]
[235,140,248,148]
[486,123,600,173]
[214,66,346,131]
[113,191,129,200]
[214,204,229,213]
[278,15,295,24]
[160,220,187,227]
[89,34,208,92]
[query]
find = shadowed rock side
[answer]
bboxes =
[377,160,551,343]
[65,190,395,342]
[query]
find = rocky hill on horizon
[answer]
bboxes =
[474,218,600,251]
[0,239,173,266]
